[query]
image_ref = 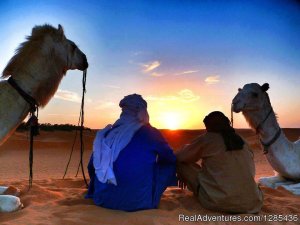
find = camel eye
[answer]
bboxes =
[251,92,258,98]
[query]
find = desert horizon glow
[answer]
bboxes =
[160,112,181,130]
[0,0,299,129]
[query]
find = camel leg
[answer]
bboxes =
[0,195,23,212]
[259,175,295,189]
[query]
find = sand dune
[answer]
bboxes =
[1,129,300,224]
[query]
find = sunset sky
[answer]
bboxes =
[0,0,299,129]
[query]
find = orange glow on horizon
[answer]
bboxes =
[146,97,207,130]
[159,112,181,130]
[38,79,300,130]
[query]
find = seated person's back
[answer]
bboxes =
[176,111,263,214]
[86,94,177,211]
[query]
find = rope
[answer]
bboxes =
[255,108,273,134]
[75,154,81,177]
[29,117,34,188]
[28,107,39,189]
[63,70,89,188]
[231,104,234,128]
[79,70,89,187]
[260,128,281,154]
[7,76,39,189]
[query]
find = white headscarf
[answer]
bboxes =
[93,94,149,185]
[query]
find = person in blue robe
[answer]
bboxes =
[86,94,177,211]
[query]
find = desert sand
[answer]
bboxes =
[0,129,300,225]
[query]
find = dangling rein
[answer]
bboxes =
[231,103,234,128]
[7,70,88,189]
[79,70,89,187]
[7,77,39,189]
[62,70,89,188]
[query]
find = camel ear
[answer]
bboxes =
[31,26,39,36]
[57,24,65,40]
[261,83,269,92]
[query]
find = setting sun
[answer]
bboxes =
[160,112,181,130]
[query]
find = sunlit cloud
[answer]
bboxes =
[205,75,220,84]
[146,89,200,103]
[54,89,81,103]
[142,61,161,72]
[150,72,164,77]
[178,89,200,102]
[175,70,199,76]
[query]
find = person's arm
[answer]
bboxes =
[175,135,206,163]
[150,128,176,164]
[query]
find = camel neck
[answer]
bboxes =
[256,107,280,143]
[11,66,65,107]
[7,77,39,109]
[10,72,38,98]
[243,105,280,142]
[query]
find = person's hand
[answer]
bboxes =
[177,174,187,190]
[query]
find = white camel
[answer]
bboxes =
[0,24,88,212]
[232,83,300,194]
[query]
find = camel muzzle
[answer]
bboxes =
[80,56,88,70]
[231,102,242,113]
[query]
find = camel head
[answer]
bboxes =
[2,24,89,107]
[40,24,89,72]
[232,83,270,113]
[2,24,88,78]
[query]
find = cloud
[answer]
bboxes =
[150,72,164,77]
[175,70,199,76]
[146,89,200,103]
[205,75,220,84]
[178,89,200,102]
[101,84,121,89]
[142,61,160,72]
[54,89,81,103]
[94,101,117,110]
[131,51,143,56]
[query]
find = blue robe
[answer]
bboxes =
[86,125,177,211]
